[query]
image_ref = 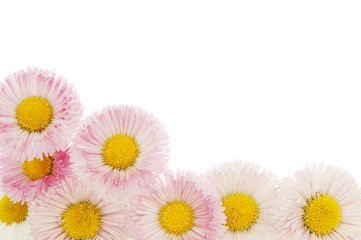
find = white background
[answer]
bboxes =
[1,1,361,181]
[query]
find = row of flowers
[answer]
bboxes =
[0,68,360,240]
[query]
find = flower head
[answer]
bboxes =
[0,148,72,204]
[274,163,361,240]
[0,191,32,240]
[30,177,128,240]
[0,68,83,160]
[129,170,226,240]
[206,160,279,240]
[71,105,169,202]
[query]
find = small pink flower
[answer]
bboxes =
[0,68,83,161]
[129,170,226,240]
[274,163,361,240]
[30,177,129,240]
[0,148,72,204]
[71,105,169,202]
[206,160,279,240]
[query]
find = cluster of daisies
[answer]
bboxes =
[0,68,361,240]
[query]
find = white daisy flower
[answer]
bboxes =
[275,163,361,240]
[0,68,83,161]
[30,177,129,240]
[0,191,32,240]
[71,105,169,202]
[129,170,226,240]
[206,160,279,240]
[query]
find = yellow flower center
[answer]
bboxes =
[303,194,341,236]
[0,195,28,225]
[222,193,259,232]
[159,201,194,235]
[23,153,54,181]
[61,201,102,240]
[16,96,53,132]
[102,134,139,170]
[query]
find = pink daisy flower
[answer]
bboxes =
[0,68,83,161]
[274,163,361,240]
[30,177,129,240]
[0,148,72,204]
[0,190,32,240]
[206,160,279,240]
[71,105,169,202]
[129,170,226,240]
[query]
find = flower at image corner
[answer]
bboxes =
[71,105,169,202]
[206,160,279,240]
[274,163,361,240]
[0,148,72,204]
[0,68,83,161]
[0,191,32,240]
[30,177,129,240]
[129,170,227,240]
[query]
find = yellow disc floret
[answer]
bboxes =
[61,201,102,240]
[102,134,139,170]
[23,153,54,181]
[159,201,194,235]
[303,194,341,236]
[16,96,53,132]
[222,193,259,232]
[0,195,28,225]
